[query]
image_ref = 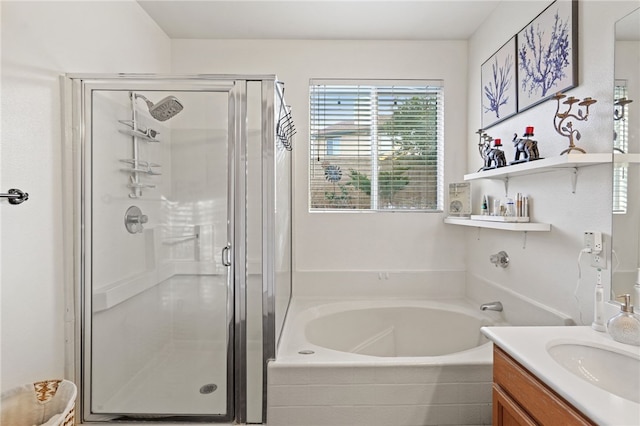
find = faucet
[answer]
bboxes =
[490,251,509,268]
[480,301,503,312]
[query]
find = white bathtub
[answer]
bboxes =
[268,298,505,426]
[305,300,493,358]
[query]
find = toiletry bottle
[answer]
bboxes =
[481,195,489,215]
[492,199,500,216]
[606,294,640,346]
[592,269,606,332]
[506,198,515,216]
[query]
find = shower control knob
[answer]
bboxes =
[124,206,148,234]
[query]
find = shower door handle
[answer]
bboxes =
[221,244,232,267]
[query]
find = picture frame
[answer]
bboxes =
[517,0,578,112]
[481,36,518,129]
[448,183,471,217]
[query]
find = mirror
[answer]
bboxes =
[612,8,640,305]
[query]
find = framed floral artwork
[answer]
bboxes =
[517,0,578,112]
[481,36,517,129]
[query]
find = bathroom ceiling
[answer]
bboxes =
[137,0,502,40]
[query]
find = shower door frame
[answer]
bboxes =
[62,74,280,424]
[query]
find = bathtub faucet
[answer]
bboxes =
[480,301,503,312]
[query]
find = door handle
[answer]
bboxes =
[221,244,231,267]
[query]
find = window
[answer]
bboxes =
[309,80,444,211]
[326,138,339,156]
[614,82,629,214]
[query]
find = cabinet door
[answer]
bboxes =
[493,385,537,426]
[493,346,595,425]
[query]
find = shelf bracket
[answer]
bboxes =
[522,231,528,249]
[570,168,578,194]
[502,177,509,197]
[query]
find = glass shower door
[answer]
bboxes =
[86,85,234,421]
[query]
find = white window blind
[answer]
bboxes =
[614,83,629,214]
[309,80,444,211]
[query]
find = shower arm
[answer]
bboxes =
[134,93,155,110]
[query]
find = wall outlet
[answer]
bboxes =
[584,231,602,254]
[591,241,607,269]
[584,231,606,269]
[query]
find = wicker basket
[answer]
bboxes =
[1,379,76,426]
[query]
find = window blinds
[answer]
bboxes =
[309,80,444,211]
[614,83,629,214]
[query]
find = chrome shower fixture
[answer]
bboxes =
[135,93,184,121]
[490,251,510,268]
[480,301,503,312]
[124,205,148,234]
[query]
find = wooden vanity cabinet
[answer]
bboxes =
[492,345,596,426]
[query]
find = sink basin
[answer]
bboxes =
[547,342,640,403]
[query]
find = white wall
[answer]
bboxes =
[170,39,470,276]
[466,0,639,324]
[0,0,171,391]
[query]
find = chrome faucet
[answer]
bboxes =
[480,301,503,312]
[490,251,509,268]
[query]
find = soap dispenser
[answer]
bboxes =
[606,294,640,346]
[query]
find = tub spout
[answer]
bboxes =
[480,301,503,312]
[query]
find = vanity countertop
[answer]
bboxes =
[481,326,640,426]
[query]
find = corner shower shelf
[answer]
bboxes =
[127,182,156,189]
[118,128,160,142]
[118,105,162,198]
[464,153,612,194]
[444,217,551,232]
[120,167,162,175]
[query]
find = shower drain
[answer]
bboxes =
[199,383,218,394]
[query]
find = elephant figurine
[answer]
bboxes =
[510,132,541,165]
[481,139,507,170]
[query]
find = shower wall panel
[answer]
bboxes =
[168,128,226,273]
[91,91,172,293]
[167,91,229,275]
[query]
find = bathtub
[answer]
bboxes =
[267,298,504,426]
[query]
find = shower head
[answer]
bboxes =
[135,94,184,121]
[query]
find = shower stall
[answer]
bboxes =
[63,75,293,423]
